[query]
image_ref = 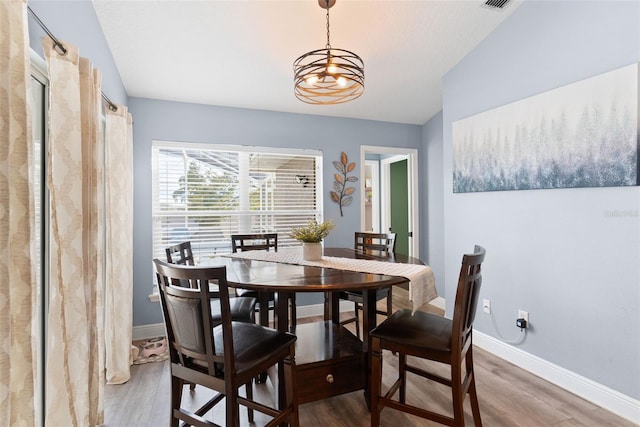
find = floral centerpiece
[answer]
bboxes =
[289,219,334,260]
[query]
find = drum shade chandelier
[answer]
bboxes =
[293,0,365,105]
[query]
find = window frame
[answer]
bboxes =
[30,47,49,427]
[151,140,324,264]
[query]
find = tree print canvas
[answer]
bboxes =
[453,63,638,193]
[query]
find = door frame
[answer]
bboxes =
[364,160,380,232]
[360,146,419,258]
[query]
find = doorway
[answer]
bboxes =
[360,146,419,258]
[388,158,409,255]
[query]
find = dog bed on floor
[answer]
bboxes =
[131,336,169,365]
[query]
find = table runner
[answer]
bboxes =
[223,248,437,312]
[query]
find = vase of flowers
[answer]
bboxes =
[289,219,334,261]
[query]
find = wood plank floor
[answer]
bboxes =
[105,289,637,427]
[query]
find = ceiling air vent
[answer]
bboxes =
[484,0,511,9]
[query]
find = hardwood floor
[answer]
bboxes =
[105,289,637,427]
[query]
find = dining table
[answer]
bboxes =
[208,247,437,408]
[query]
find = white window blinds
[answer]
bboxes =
[152,141,322,261]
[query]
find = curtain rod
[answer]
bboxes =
[27,6,118,112]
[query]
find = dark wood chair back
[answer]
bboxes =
[154,260,230,375]
[165,241,197,288]
[453,245,485,355]
[165,241,194,266]
[340,232,397,338]
[153,259,299,426]
[231,233,278,253]
[230,233,297,333]
[354,232,396,254]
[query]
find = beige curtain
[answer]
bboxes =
[43,38,105,426]
[104,105,134,385]
[0,1,37,426]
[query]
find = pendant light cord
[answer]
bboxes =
[325,0,331,50]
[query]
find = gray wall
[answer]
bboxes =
[422,112,445,295]
[128,97,423,326]
[441,1,639,399]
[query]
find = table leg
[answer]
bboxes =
[255,291,272,384]
[323,292,330,320]
[258,291,270,328]
[324,291,341,324]
[275,291,290,333]
[362,288,378,408]
[274,290,291,415]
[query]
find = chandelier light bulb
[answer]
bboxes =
[336,76,347,87]
[306,75,319,85]
[326,62,338,75]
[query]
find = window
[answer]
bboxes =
[152,141,323,262]
[31,50,48,427]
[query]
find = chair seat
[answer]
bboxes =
[339,288,389,303]
[211,296,256,324]
[370,308,452,352]
[197,322,296,376]
[235,288,275,303]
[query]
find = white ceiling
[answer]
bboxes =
[92,0,522,125]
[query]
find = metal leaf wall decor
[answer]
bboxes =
[330,152,358,216]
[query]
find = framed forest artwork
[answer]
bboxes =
[452,63,639,193]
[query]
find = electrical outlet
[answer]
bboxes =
[483,299,491,314]
[518,309,529,324]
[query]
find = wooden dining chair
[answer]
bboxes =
[354,232,396,254]
[339,232,397,339]
[153,259,299,427]
[231,233,296,331]
[165,241,256,325]
[165,241,195,266]
[231,233,278,253]
[165,241,257,391]
[369,245,486,427]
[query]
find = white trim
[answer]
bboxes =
[295,300,354,319]
[428,296,446,311]
[132,323,166,341]
[31,47,49,427]
[473,331,640,424]
[152,139,322,157]
[363,160,380,232]
[30,48,48,82]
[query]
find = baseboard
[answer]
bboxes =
[473,331,640,424]
[429,296,445,311]
[295,300,354,319]
[132,323,166,341]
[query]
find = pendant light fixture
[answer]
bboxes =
[293,0,365,105]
